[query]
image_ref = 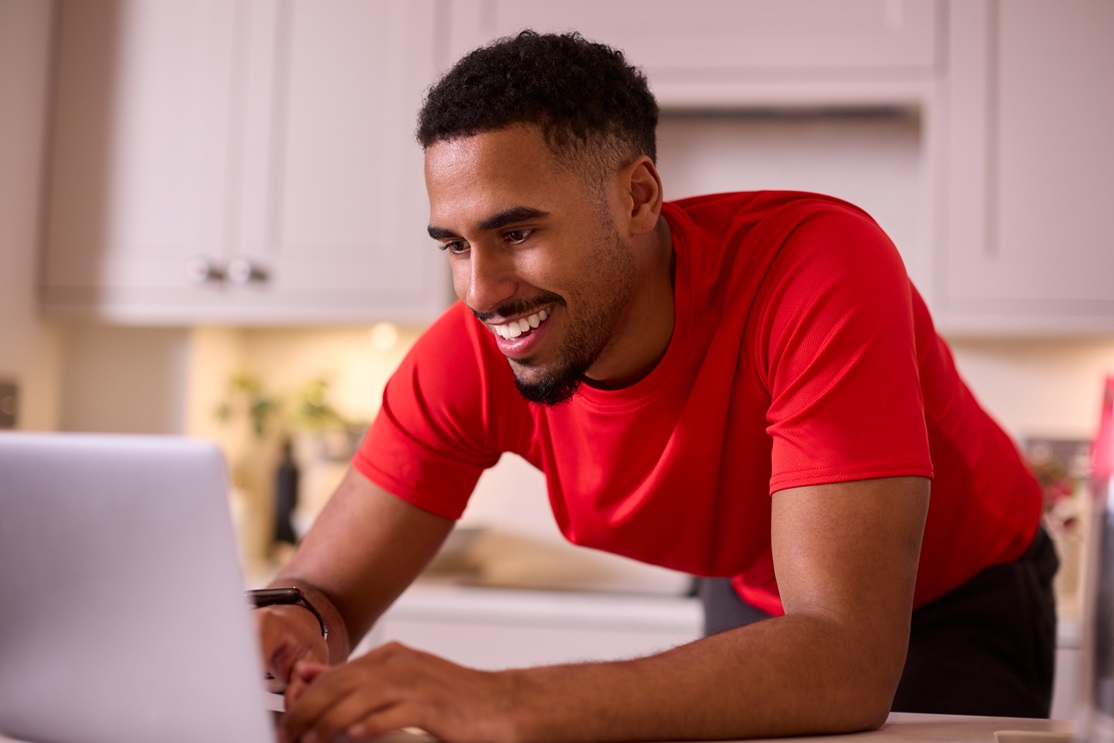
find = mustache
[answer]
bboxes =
[472,292,562,323]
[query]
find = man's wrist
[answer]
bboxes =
[247,586,329,641]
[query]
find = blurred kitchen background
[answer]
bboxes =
[2,0,1113,713]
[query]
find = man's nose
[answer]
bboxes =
[461,246,516,314]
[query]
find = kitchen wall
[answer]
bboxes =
[55,325,191,433]
[950,338,1114,441]
[0,0,62,432]
[183,324,425,564]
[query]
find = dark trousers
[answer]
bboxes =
[698,527,1060,718]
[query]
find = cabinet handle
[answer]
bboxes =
[227,257,269,285]
[185,257,225,284]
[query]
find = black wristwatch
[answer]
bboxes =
[246,586,328,641]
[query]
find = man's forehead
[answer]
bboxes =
[425,129,572,231]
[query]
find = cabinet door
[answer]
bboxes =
[231,0,449,323]
[42,0,239,316]
[449,0,939,76]
[42,0,450,325]
[940,0,1114,333]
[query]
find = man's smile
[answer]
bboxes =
[488,307,551,340]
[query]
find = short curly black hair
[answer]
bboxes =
[416,30,659,173]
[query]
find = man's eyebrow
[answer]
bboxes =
[428,206,551,240]
[478,206,550,231]
[427,225,458,240]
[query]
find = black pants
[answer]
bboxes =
[698,527,1060,717]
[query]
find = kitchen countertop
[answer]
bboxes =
[748,713,1073,743]
[0,712,1076,742]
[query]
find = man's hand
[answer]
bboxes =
[256,467,456,692]
[280,642,519,743]
[255,603,330,693]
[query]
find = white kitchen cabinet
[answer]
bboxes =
[362,583,703,670]
[42,0,451,325]
[937,0,1114,335]
[447,0,941,107]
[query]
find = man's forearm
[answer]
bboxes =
[265,468,457,663]
[502,612,903,743]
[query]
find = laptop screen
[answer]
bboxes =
[0,432,274,743]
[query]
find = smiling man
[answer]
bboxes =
[424,125,673,405]
[256,31,1054,743]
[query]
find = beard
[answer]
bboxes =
[509,229,636,407]
[515,371,583,406]
[511,343,591,406]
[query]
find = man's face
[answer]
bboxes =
[424,126,639,405]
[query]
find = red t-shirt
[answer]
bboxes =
[355,191,1041,615]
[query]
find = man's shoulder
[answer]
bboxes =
[666,190,870,232]
[664,191,877,309]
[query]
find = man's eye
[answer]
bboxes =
[439,240,468,254]
[503,229,531,244]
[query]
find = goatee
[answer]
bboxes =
[513,369,585,407]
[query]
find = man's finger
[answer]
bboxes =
[281,668,372,743]
[284,661,326,707]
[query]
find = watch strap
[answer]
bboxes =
[246,586,329,641]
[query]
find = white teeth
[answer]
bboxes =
[491,308,551,340]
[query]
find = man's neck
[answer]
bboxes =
[583,217,676,390]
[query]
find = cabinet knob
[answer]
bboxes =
[185,257,225,284]
[227,257,269,285]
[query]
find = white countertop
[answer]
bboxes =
[756,713,1073,743]
[0,712,1076,743]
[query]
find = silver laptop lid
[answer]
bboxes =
[0,432,273,743]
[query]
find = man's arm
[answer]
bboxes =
[279,475,929,743]
[256,466,455,683]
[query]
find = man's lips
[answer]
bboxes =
[484,306,554,360]
[488,307,551,340]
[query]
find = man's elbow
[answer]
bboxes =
[853,697,894,733]
[838,652,906,732]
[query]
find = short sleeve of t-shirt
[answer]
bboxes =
[757,209,934,492]
[352,303,530,519]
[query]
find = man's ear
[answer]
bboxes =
[625,156,664,236]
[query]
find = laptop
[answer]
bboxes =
[0,432,277,743]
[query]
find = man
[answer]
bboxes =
[257,31,1055,743]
